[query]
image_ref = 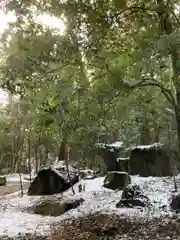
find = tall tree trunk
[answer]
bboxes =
[154,122,160,142]
[28,129,32,182]
[58,137,67,161]
[175,104,180,158]
[139,117,151,145]
[157,0,180,162]
[45,146,49,163]
[35,145,39,173]
[58,135,75,194]
[35,135,41,173]
[12,135,16,172]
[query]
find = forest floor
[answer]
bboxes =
[0,182,29,196]
[0,174,180,239]
[0,175,30,199]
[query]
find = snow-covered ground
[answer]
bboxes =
[0,174,179,237]
[6,174,34,183]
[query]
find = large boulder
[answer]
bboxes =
[129,143,178,177]
[0,176,6,186]
[33,198,84,216]
[103,171,131,190]
[28,162,79,195]
[116,184,150,208]
[94,142,123,172]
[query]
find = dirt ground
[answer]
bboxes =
[0,181,30,196]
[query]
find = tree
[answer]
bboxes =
[1,0,180,168]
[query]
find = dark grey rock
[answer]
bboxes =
[170,193,180,211]
[116,184,150,208]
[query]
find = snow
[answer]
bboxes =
[109,141,123,148]
[0,174,179,237]
[95,141,123,150]
[6,174,36,183]
[131,142,163,150]
[117,157,129,161]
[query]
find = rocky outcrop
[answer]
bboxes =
[116,184,150,208]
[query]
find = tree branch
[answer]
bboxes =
[126,79,177,109]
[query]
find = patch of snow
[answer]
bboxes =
[131,142,163,150]
[6,174,35,183]
[109,141,123,148]
[166,108,175,114]
[117,157,129,161]
[106,171,128,175]
[95,141,123,151]
[0,174,178,237]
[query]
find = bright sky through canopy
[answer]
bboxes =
[0,9,66,104]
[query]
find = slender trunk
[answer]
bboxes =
[35,135,41,173]
[154,122,160,142]
[28,130,32,183]
[12,135,16,172]
[175,104,180,164]
[59,136,75,194]
[157,0,180,161]
[58,137,67,161]
[64,144,75,195]
[45,146,49,163]
[35,145,39,173]
[168,121,177,191]
[19,172,24,196]
[139,118,151,145]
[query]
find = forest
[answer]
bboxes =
[0,0,180,239]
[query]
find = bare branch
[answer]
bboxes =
[127,79,177,108]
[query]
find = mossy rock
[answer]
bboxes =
[103,171,131,190]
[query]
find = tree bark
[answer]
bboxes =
[28,129,32,183]
[35,145,39,173]
[58,137,67,161]
[157,0,180,162]
[139,115,151,145]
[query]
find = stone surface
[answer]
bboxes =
[129,143,177,177]
[34,198,84,216]
[103,171,131,190]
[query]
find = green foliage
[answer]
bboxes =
[0,0,179,169]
